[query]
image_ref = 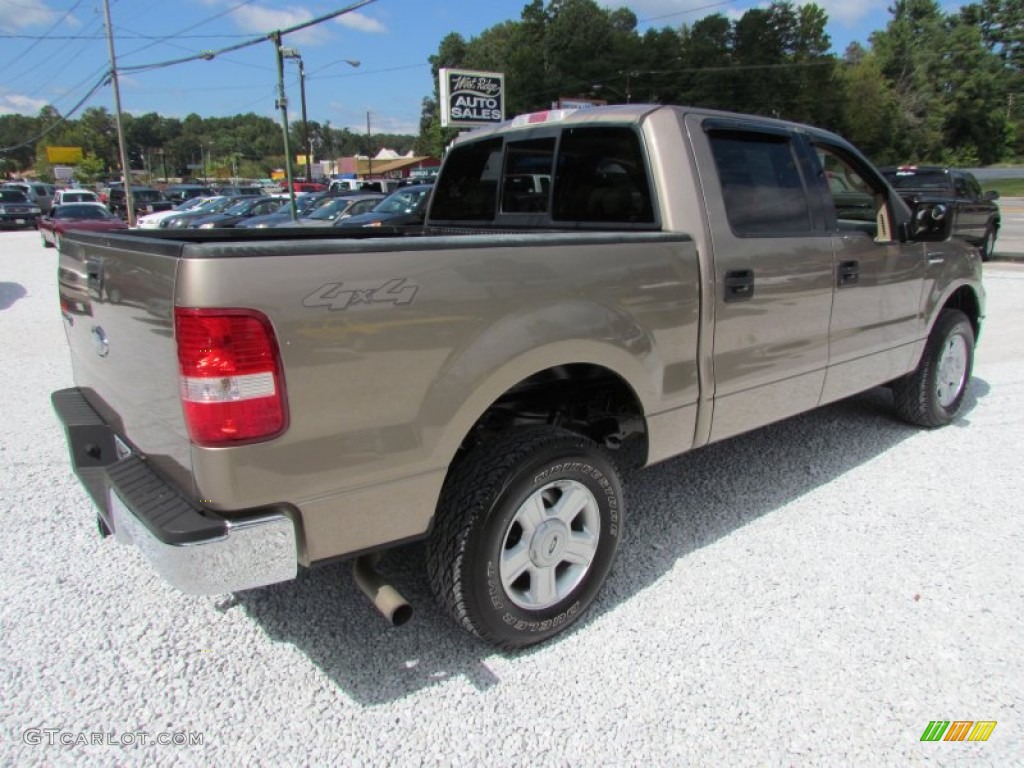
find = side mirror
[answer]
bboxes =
[984,190,1000,201]
[909,201,952,242]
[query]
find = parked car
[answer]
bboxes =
[287,181,328,194]
[213,185,263,197]
[188,196,283,229]
[53,188,101,208]
[333,184,432,230]
[39,203,129,249]
[108,186,174,220]
[136,197,220,229]
[275,193,385,227]
[0,188,41,229]
[880,166,1001,260]
[235,191,349,228]
[163,184,214,204]
[1,181,54,212]
[161,196,242,228]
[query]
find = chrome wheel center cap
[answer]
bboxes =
[529,519,569,568]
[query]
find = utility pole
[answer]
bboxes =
[273,32,298,221]
[366,111,373,178]
[297,57,312,181]
[102,0,135,226]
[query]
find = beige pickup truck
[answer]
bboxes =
[52,105,984,648]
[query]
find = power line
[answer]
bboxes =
[0,73,111,153]
[119,0,378,74]
[0,33,263,40]
[0,0,86,74]
[638,0,759,25]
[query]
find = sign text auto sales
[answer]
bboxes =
[440,69,505,128]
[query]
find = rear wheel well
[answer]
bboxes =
[457,364,649,471]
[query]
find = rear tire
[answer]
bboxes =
[427,427,624,649]
[893,309,974,427]
[978,225,996,261]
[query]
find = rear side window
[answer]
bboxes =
[431,137,502,221]
[432,127,654,225]
[501,138,554,214]
[552,127,654,223]
[709,131,812,236]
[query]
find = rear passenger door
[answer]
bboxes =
[696,122,835,442]
[809,140,925,403]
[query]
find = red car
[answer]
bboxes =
[40,203,130,249]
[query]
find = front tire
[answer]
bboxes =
[427,427,624,649]
[893,309,975,427]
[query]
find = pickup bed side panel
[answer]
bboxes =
[175,233,701,563]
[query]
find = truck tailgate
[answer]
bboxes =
[57,231,193,493]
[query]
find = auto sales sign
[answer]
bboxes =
[440,69,505,128]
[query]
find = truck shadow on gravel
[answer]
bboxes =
[0,282,27,310]
[232,379,988,706]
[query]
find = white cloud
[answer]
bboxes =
[227,5,329,45]
[217,3,387,45]
[0,91,49,115]
[0,0,58,32]
[334,11,386,34]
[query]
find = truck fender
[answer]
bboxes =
[420,300,660,466]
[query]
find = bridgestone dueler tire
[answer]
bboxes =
[893,309,975,428]
[427,427,623,649]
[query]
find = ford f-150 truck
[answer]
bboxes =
[52,105,984,648]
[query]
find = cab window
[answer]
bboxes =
[813,144,894,242]
[709,131,813,236]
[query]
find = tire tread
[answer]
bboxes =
[426,427,609,649]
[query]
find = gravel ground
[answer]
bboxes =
[1,229,1022,766]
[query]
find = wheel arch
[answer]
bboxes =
[938,283,983,340]
[431,345,654,477]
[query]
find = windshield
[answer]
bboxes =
[224,199,262,215]
[56,204,111,219]
[61,192,96,203]
[0,190,29,203]
[374,188,429,215]
[882,170,951,191]
[133,190,165,202]
[308,199,350,220]
[194,197,236,214]
[174,198,209,211]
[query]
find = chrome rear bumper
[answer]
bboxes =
[53,387,297,595]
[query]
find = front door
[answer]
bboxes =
[810,141,925,403]
[691,119,835,443]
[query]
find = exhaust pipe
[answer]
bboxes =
[353,554,412,627]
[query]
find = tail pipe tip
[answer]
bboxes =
[353,554,413,627]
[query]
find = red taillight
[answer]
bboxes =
[174,308,287,446]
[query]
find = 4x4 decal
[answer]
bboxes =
[302,278,419,312]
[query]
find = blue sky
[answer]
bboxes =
[0,0,968,136]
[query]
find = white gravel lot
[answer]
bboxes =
[1,228,1021,766]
